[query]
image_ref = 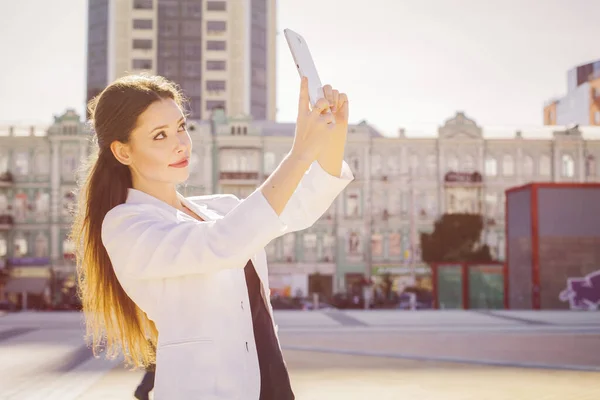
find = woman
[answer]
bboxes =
[72,74,353,399]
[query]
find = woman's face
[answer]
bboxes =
[113,98,192,188]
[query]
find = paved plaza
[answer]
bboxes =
[0,310,599,399]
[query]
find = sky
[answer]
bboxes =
[0,0,599,137]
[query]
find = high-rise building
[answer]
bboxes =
[544,59,600,126]
[86,0,277,120]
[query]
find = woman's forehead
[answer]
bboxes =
[135,99,184,132]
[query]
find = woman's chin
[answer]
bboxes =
[172,171,190,184]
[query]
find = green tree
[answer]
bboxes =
[420,213,493,263]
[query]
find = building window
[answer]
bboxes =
[561,154,575,177]
[61,145,79,180]
[522,155,534,176]
[0,193,8,214]
[263,152,276,174]
[33,190,50,222]
[321,232,335,262]
[133,0,153,9]
[183,61,202,78]
[207,40,226,51]
[14,191,28,223]
[502,154,514,176]
[0,152,8,172]
[207,1,226,11]
[462,155,475,172]
[371,233,383,259]
[265,240,277,260]
[13,232,28,257]
[345,189,361,218]
[484,156,498,176]
[347,230,362,257]
[0,233,7,257]
[446,154,458,173]
[34,232,49,258]
[426,155,437,175]
[586,155,597,178]
[132,39,153,50]
[183,42,202,59]
[206,100,226,111]
[133,19,153,30]
[282,233,295,262]
[133,59,152,70]
[424,192,437,217]
[539,155,551,176]
[207,21,227,32]
[221,153,238,171]
[386,155,399,175]
[303,233,317,262]
[206,80,226,91]
[239,155,248,172]
[182,80,202,97]
[371,153,382,176]
[182,21,202,37]
[348,154,360,176]
[409,153,419,174]
[34,151,49,175]
[181,1,202,16]
[388,232,401,258]
[207,60,226,71]
[13,150,29,175]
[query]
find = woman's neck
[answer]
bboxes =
[131,180,181,210]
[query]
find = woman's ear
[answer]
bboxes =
[110,140,132,166]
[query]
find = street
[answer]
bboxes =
[0,310,599,399]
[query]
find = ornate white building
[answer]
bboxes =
[1,109,600,307]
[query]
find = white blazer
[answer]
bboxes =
[101,160,353,399]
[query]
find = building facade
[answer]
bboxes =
[544,59,600,126]
[87,0,277,120]
[0,110,90,308]
[2,110,600,307]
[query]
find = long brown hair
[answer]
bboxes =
[71,74,185,368]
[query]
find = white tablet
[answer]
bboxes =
[284,28,325,108]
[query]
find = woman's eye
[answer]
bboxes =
[154,131,166,140]
[178,122,187,131]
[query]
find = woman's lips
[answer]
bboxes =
[169,159,189,168]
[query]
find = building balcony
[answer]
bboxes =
[219,171,259,181]
[0,214,13,230]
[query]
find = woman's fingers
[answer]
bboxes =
[310,98,330,117]
[297,77,310,115]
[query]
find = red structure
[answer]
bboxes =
[505,182,600,310]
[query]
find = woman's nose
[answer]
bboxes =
[176,134,190,153]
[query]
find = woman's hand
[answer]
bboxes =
[316,84,350,177]
[290,77,336,163]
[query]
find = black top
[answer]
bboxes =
[244,260,295,400]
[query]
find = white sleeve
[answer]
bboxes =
[279,160,354,232]
[101,190,287,280]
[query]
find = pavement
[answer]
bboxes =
[0,309,599,399]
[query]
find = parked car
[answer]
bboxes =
[0,300,17,312]
[270,296,302,310]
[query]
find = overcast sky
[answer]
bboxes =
[0,0,599,136]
